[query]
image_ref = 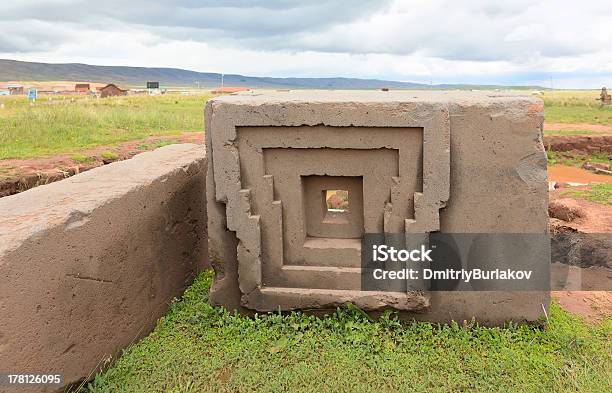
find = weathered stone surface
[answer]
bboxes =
[0,144,208,391]
[206,90,549,325]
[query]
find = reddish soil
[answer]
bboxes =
[548,165,612,184]
[552,291,612,323]
[0,132,203,197]
[549,188,611,233]
[548,178,610,322]
[545,122,612,133]
[544,135,612,154]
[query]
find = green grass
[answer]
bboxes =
[546,150,610,167]
[0,93,213,160]
[562,184,612,205]
[1,90,609,160]
[86,271,611,393]
[541,90,612,125]
[544,129,609,136]
[100,151,119,161]
[71,153,94,163]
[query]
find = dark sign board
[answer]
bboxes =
[147,82,159,89]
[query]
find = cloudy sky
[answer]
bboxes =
[1,0,611,88]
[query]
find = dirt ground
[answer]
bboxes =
[544,135,612,156]
[0,132,203,197]
[548,183,611,322]
[548,165,611,184]
[549,191,611,233]
[552,291,611,323]
[545,122,612,133]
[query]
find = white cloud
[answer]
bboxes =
[0,0,611,88]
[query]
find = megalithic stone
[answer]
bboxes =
[205,90,549,325]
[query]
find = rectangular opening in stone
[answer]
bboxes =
[303,176,364,239]
[324,189,349,224]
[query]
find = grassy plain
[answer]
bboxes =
[1,90,610,160]
[87,271,611,393]
[0,93,212,159]
[540,90,612,126]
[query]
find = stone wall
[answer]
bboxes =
[0,144,208,391]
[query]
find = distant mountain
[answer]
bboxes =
[0,59,543,90]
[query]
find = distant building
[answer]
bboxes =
[211,87,250,94]
[75,83,91,93]
[7,84,24,95]
[99,84,128,98]
[146,82,159,89]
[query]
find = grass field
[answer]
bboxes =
[85,271,611,393]
[561,184,612,205]
[1,90,610,160]
[540,90,612,125]
[0,93,212,159]
[544,129,610,136]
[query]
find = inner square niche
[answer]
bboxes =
[302,175,364,240]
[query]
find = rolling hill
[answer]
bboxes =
[0,59,542,90]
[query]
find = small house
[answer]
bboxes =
[75,83,91,93]
[8,84,24,95]
[99,84,127,98]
